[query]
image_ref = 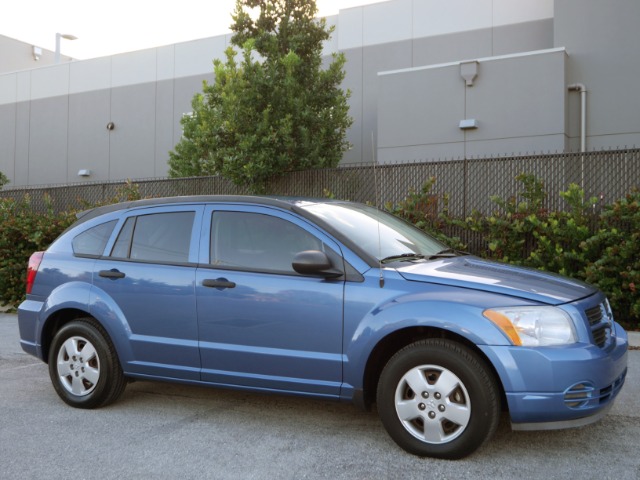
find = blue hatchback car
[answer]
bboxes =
[18,196,628,459]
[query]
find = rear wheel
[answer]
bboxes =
[376,339,500,459]
[48,319,126,409]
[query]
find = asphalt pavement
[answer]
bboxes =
[1,312,638,480]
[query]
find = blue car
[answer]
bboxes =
[17,196,628,459]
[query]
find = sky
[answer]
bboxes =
[1,1,389,60]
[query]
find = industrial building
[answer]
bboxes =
[1,0,639,187]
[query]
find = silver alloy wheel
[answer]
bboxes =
[56,336,101,396]
[394,364,471,444]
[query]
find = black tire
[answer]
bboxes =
[376,339,500,459]
[48,318,126,409]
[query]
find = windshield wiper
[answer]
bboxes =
[427,248,469,260]
[380,253,426,264]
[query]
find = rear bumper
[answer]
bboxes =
[480,322,628,429]
[17,299,45,360]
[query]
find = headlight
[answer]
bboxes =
[483,306,577,346]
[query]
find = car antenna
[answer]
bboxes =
[372,131,384,288]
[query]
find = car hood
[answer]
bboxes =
[395,256,596,305]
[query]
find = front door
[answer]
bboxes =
[196,206,345,397]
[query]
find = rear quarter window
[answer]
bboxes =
[72,220,117,257]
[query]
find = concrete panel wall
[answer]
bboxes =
[412,29,493,68]
[413,0,493,38]
[341,48,364,165]
[378,49,567,163]
[155,79,175,175]
[0,103,16,181]
[68,90,111,181]
[109,84,157,179]
[555,0,640,151]
[361,40,413,164]
[13,0,640,188]
[28,96,69,185]
[492,19,553,56]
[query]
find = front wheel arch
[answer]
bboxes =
[376,338,501,459]
[361,327,505,411]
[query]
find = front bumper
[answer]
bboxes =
[479,322,628,429]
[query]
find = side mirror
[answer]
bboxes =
[292,250,343,278]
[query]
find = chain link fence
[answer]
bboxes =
[2,148,639,220]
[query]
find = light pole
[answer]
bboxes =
[55,33,77,63]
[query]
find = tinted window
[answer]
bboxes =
[300,203,445,261]
[72,220,117,256]
[111,217,135,259]
[110,212,195,263]
[211,212,322,273]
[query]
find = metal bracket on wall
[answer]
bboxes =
[460,61,478,87]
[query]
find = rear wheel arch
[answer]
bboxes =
[361,327,506,412]
[48,317,127,408]
[41,308,93,363]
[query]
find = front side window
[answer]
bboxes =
[210,212,323,274]
[72,220,117,257]
[110,212,195,263]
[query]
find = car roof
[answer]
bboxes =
[74,195,336,225]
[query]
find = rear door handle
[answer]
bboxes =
[202,278,236,289]
[99,269,126,279]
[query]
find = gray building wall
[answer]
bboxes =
[1,0,638,188]
[554,0,640,151]
[378,49,567,163]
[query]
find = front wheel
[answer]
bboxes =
[48,319,126,409]
[376,339,500,459]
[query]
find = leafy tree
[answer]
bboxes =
[0,170,8,189]
[168,0,352,192]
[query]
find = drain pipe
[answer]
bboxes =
[568,83,587,190]
[568,83,587,152]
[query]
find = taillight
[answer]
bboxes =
[26,252,44,294]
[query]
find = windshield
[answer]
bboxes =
[299,202,446,262]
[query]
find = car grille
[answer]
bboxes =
[584,303,613,348]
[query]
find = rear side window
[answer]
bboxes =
[110,212,195,263]
[72,220,117,257]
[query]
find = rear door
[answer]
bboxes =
[195,205,345,396]
[93,205,203,380]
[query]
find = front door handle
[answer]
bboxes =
[99,269,126,279]
[202,278,236,289]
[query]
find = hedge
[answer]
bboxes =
[1,177,638,330]
[390,174,640,330]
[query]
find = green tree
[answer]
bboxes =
[168,0,352,192]
[0,170,8,189]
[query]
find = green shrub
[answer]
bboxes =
[456,174,549,263]
[390,176,638,330]
[385,177,465,250]
[0,195,75,308]
[582,191,640,329]
[0,180,143,309]
[1,177,638,329]
[524,183,598,277]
